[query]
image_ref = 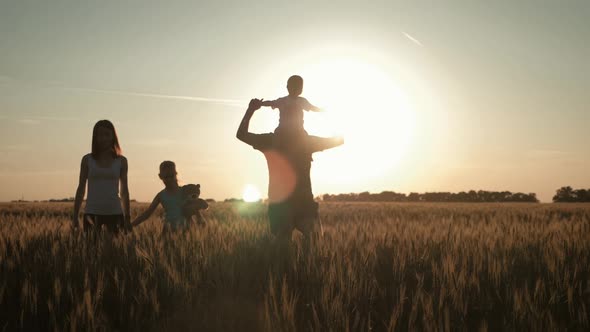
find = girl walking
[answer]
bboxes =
[72,120,131,233]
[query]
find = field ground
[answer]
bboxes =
[1,202,589,331]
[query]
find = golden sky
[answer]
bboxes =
[0,1,589,202]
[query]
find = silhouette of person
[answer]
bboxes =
[131,161,209,232]
[261,75,322,138]
[72,120,131,233]
[237,99,343,241]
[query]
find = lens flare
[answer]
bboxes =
[242,184,261,202]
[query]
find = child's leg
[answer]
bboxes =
[273,125,307,136]
[272,126,291,149]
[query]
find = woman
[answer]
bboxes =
[72,120,131,233]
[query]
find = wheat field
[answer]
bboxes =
[1,202,589,331]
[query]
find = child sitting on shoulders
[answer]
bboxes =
[261,75,322,137]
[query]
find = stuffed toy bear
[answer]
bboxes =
[181,184,208,225]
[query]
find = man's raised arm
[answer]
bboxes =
[236,98,263,146]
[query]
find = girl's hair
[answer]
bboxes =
[91,120,122,158]
[159,160,177,174]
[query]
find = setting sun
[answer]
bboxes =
[242,184,261,202]
[299,59,416,183]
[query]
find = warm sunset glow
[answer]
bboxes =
[242,184,261,202]
[1,2,586,204]
[300,59,416,183]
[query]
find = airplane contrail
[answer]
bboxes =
[59,86,246,107]
[403,32,424,47]
[0,75,15,83]
[0,74,247,107]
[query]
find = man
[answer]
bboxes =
[236,98,344,241]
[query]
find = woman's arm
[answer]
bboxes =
[72,155,89,229]
[120,157,131,228]
[131,194,161,227]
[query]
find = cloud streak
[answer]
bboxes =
[127,138,181,147]
[17,119,41,125]
[403,32,424,47]
[9,115,80,123]
[526,149,573,160]
[25,115,79,121]
[0,144,31,151]
[0,73,247,107]
[0,75,15,87]
[61,86,246,107]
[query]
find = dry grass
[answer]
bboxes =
[1,202,589,331]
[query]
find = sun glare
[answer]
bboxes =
[299,59,416,183]
[242,184,261,202]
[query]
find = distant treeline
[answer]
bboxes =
[10,198,138,203]
[11,197,78,203]
[10,187,590,204]
[553,187,590,202]
[322,190,539,203]
[47,197,76,203]
[10,198,217,204]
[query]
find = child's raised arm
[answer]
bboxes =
[303,98,322,112]
[131,193,161,227]
[260,99,277,108]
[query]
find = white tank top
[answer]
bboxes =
[84,154,123,215]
